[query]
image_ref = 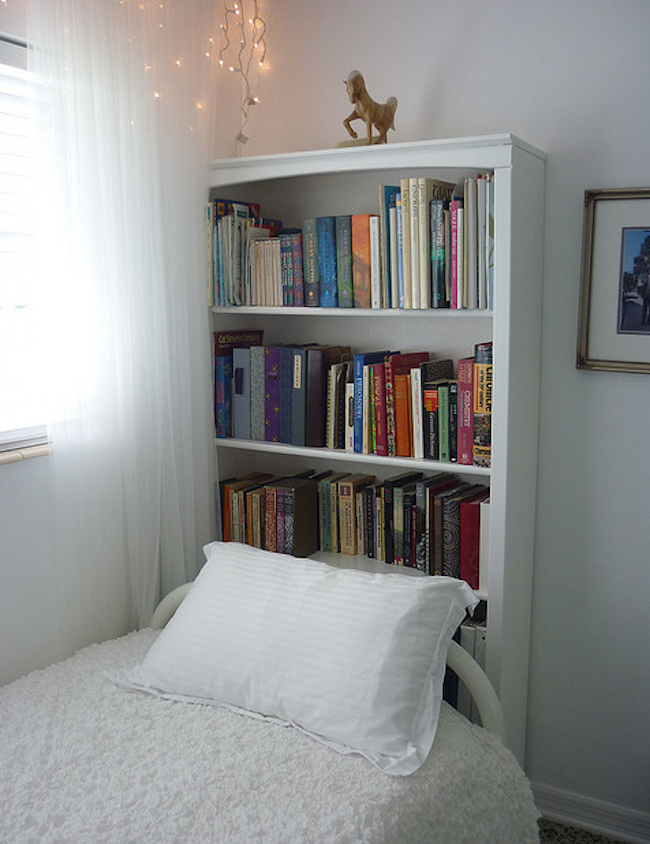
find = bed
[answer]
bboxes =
[0,542,540,844]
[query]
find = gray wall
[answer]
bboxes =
[1,0,649,833]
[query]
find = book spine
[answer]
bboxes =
[422,381,440,460]
[276,487,286,554]
[305,348,328,448]
[290,348,306,446]
[394,373,412,457]
[431,199,447,309]
[338,480,357,554]
[396,193,405,308]
[335,215,354,308]
[438,382,450,462]
[473,342,493,468]
[448,379,458,463]
[370,214,381,309]
[290,232,305,307]
[410,367,424,460]
[277,346,293,444]
[351,214,372,308]
[372,363,388,456]
[250,346,266,441]
[302,218,319,307]
[232,347,251,440]
[409,178,420,309]
[456,357,474,464]
[264,346,280,442]
[317,216,338,307]
[265,486,278,552]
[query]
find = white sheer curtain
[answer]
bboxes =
[28,0,218,649]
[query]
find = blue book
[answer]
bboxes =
[250,346,266,441]
[232,347,251,439]
[215,355,233,438]
[352,350,392,453]
[302,218,319,307]
[379,185,400,308]
[335,215,354,308]
[317,216,338,307]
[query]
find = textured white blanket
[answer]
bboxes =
[0,630,539,844]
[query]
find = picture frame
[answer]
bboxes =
[577,187,650,373]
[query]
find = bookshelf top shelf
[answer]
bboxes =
[209,134,546,188]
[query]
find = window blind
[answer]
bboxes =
[0,61,47,452]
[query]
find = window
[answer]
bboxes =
[0,60,47,452]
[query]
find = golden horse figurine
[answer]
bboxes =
[343,70,398,145]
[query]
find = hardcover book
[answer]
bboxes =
[384,351,428,456]
[249,345,266,441]
[232,347,251,440]
[338,473,375,555]
[317,216,338,307]
[473,341,493,468]
[277,346,293,444]
[456,357,474,464]
[382,471,423,565]
[460,488,491,589]
[302,218,319,307]
[351,214,374,308]
[378,185,400,308]
[264,346,281,443]
[335,215,354,308]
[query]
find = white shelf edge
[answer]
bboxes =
[211,306,493,318]
[215,437,491,477]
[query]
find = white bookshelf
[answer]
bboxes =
[208,134,546,765]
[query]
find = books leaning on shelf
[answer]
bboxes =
[221,466,490,586]
[218,340,494,469]
[206,174,494,311]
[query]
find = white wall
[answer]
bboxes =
[1,0,649,835]
[214,0,650,829]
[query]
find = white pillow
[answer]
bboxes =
[110,541,478,775]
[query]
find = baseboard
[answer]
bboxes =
[532,782,650,844]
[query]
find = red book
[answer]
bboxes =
[384,352,429,457]
[457,356,474,465]
[351,214,372,308]
[371,362,388,456]
[460,489,490,589]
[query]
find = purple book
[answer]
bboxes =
[264,346,281,442]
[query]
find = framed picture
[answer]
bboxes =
[577,187,650,373]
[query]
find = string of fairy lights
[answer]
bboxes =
[217,0,267,148]
[1,0,269,149]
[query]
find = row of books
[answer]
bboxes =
[220,467,490,588]
[205,173,494,311]
[214,329,494,469]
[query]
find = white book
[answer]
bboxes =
[410,366,423,459]
[456,207,465,308]
[464,177,478,310]
[370,214,382,309]
[409,178,420,309]
[477,175,487,310]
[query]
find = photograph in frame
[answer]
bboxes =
[577,187,650,373]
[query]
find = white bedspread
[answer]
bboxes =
[0,630,539,844]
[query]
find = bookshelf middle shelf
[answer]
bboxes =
[215,436,491,479]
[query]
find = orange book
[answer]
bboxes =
[394,372,413,457]
[351,214,372,308]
